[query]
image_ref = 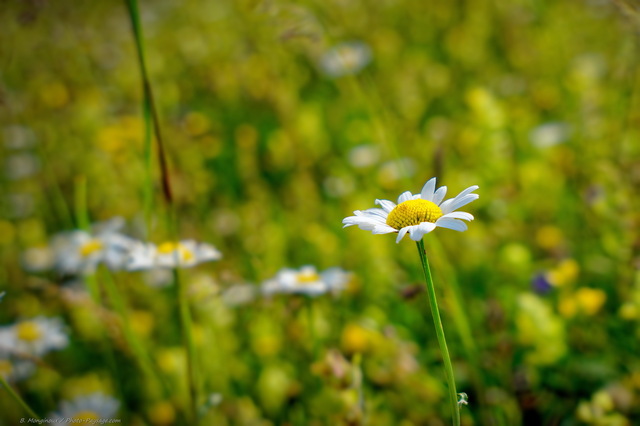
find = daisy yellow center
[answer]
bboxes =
[72,411,100,424]
[386,199,443,229]
[296,271,320,285]
[16,321,42,342]
[80,239,103,257]
[157,242,194,262]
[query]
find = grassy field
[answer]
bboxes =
[1,0,640,425]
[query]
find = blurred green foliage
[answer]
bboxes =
[1,0,640,424]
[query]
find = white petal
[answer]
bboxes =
[441,211,474,221]
[342,215,381,231]
[371,224,396,234]
[396,227,409,243]
[197,243,222,262]
[420,178,437,201]
[408,222,437,241]
[435,217,468,232]
[397,191,413,203]
[457,185,480,199]
[440,193,479,214]
[362,208,389,220]
[375,199,396,213]
[418,222,437,234]
[433,186,447,205]
[407,226,422,241]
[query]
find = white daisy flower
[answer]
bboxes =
[0,325,37,382]
[50,392,120,424]
[262,266,351,297]
[0,357,35,382]
[342,177,479,243]
[127,240,222,270]
[51,217,136,276]
[319,41,372,78]
[0,316,69,358]
[221,284,257,307]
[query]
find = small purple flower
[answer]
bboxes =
[532,273,553,294]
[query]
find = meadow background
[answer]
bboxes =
[1,0,640,424]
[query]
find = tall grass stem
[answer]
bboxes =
[0,374,40,420]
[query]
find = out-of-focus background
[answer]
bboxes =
[1,0,639,424]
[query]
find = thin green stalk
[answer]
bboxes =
[73,176,100,302]
[174,268,199,423]
[304,296,319,358]
[416,239,459,426]
[0,374,40,420]
[125,1,196,421]
[429,236,496,425]
[101,270,171,396]
[125,0,173,208]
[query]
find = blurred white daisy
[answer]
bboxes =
[51,217,136,276]
[0,356,35,382]
[0,316,69,358]
[5,153,40,180]
[143,267,175,288]
[50,392,120,424]
[221,284,257,307]
[319,41,372,78]
[529,122,571,148]
[21,246,55,273]
[127,240,222,270]
[343,177,479,243]
[262,266,351,297]
[0,325,36,382]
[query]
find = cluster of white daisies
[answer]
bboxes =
[21,217,222,277]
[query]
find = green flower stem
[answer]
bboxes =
[430,236,493,424]
[416,240,459,426]
[174,268,199,423]
[0,374,40,420]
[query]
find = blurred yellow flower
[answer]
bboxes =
[40,81,70,108]
[559,288,606,318]
[341,323,373,355]
[157,347,186,375]
[558,297,578,318]
[61,373,114,400]
[575,288,607,316]
[547,259,580,287]
[619,303,637,320]
[148,401,176,425]
[516,293,567,365]
[130,310,155,338]
[536,225,564,250]
[184,111,211,136]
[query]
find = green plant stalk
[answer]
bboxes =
[0,374,40,420]
[174,268,199,423]
[73,176,101,302]
[125,0,196,421]
[101,270,171,396]
[304,296,320,358]
[416,240,459,426]
[125,0,173,207]
[429,237,495,424]
[124,0,173,237]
